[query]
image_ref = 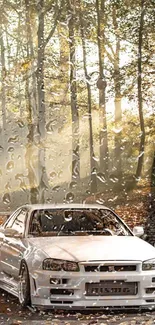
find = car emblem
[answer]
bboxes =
[108,265,115,272]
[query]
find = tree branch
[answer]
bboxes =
[44,0,63,48]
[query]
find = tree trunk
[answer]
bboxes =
[96,0,109,176]
[25,0,38,203]
[144,150,155,245]
[79,1,97,194]
[135,0,145,180]
[58,25,69,106]
[112,6,122,180]
[37,0,48,203]
[0,30,7,149]
[151,151,155,188]
[68,0,80,181]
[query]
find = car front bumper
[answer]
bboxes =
[30,261,155,310]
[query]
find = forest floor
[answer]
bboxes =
[84,184,151,229]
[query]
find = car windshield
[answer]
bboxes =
[29,209,132,237]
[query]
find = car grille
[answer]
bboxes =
[85,281,138,296]
[84,264,137,272]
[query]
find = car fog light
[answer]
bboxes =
[50,278,61,285]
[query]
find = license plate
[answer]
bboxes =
[85,281,138,296]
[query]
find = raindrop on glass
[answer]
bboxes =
[69,181,77,189]
[8,147,14,153]
[64,213,72,222]
[46,120,55,133]
[17,120,25,128]
[97,172,106,183]
[3,193,11,205]
[52,185,60,192]
[65,192,74,202]
[6,161,14,171]
[8,135,19,143]
[49,171,57,179]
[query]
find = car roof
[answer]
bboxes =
[22,203,109,212]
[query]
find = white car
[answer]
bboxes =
[0,203,154,310]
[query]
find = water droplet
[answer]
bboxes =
[15,173,25,180]
[109,175,118,183]
[91,168,97,175]
[97,172,106,183]
[8,147,14,153]
[72,160,79,178]
[49,171,57,179]
[112,127,122,134]
[3,193,11,205]
[5,182,11,191]
[52,185,60,192]
[96,198,105,205]
[46,120,56,133]
[69,181,77,189]
[6,161,14,171]
[19,180,27,191]
[0,146,4,152]
[58,171,63,178]
[65,192,74,202]
[0,169,2,176]
[8,135,19,143]
[17,120,25,128]
[46,198,53,203]
[93,155,99,162]
[137,151,144,159]
[64,213,72,222]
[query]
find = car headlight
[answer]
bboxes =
[142,259,155,271]
[42,258,79,271]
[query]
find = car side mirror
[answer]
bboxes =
[4,228,22,238]
[133,226,144,237]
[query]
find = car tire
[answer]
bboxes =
[18,261,31,308]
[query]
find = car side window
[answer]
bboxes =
[5,210,21,229]
[7,209,27,236]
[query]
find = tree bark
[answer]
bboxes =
[135,0,145,180]
[37,0,48,203]
[144,150,155,245]
[112,5,122,180]
[96,0,109,176]
[25,0,38,203]
[0,28,7,149]
[79,0,97,194]
[68,0,80,181]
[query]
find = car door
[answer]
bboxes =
[0,208,28,280]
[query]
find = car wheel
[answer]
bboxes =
[18,262,31,307]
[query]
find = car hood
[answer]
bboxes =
[28,236,155,262]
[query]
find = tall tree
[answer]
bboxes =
[79,0,97,194]
[112,3,122,180]
[135,0,146,180]
[0,4,7,149]
[68,0,80,181]
[25,0,38,203]
[37,0,49,203]
[96,0,109,176]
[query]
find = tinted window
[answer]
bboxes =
[9,209,27,236]
[5,210,21,229]
[29,209,131,237]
